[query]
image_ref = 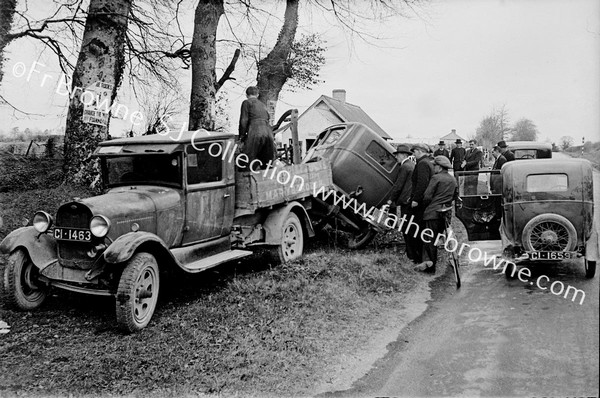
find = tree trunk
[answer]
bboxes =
[256,0,299,112]
[188,0,223,131]
[0,0,17,85]
[63,0,131,185]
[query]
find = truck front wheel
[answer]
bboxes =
[115,252,160,333]
[3,249,48,310]
[275,212,304,263]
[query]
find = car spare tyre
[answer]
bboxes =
[521,213,577,253]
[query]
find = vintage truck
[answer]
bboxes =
[0,130,333,332]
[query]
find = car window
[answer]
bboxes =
[365,141,396,172]
[322,127,346,146]
[514,149,536,159]
[186,143,222,184]
[105,154,182,187]
[527,174,568,192]
[458,171,502,196]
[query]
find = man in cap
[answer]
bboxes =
[433,141,450,159]
[450,139,466,173]
[497,140,515,162]
[415,155,458,273]
[409,143,435,263]
[387,145,418,262]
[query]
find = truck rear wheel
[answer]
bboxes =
[3,249,48,310]
[274,212,304,263]
[115,252,160,333]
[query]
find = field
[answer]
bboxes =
[0,156,453,397]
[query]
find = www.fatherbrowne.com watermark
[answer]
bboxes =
[202,139,587,306]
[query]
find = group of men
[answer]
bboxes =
[386,144,458,274]
[387,139,515,273]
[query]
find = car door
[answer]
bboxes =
[181,142,234,244]
[454,169,502,241]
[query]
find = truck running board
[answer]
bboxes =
[182,249,253,273]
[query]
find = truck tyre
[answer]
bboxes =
[348,227,376,249]
[115,252,160,333]
[274,212,304,263]
[3,249,48,310]
[522,214,577,253]
[584,259,596,279]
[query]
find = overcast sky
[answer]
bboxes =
[1,0,599,145]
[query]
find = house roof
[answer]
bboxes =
[280,94,392,140]
[439,130,466,142]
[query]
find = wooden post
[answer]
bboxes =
[25,140,34,157]
[290,109,301,164]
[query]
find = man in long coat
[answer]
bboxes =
[239,86,276,168]
[450,139,466,172]
[409,143,434,263]
[387,145,418,262]
[462,139,483,195]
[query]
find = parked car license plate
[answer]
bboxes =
[54,228,92,242]
[529,251,573,260]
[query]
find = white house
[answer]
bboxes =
[278,89,391,157]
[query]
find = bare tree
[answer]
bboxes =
[63,0,132,185]
[474,106,512,149]
[560,136,573,151]
[0,0,17,85]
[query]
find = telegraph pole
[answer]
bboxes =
[582,136,585,157]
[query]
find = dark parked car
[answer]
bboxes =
[506,141,552,159]
[456,158,597,278]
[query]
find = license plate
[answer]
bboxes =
[529,251,573,260]
[54,228,92,242]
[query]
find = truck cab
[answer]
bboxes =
[1,129,329,332]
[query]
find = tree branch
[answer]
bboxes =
[215,48,240,91]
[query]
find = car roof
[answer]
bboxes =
[506,141,552,150]
[502,157,591,173]
[99,130,234,146]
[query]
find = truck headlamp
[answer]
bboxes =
[90,215,111,238]
[33,211,53,233]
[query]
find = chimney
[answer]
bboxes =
[451,129,456,134]
[332,89,346,103]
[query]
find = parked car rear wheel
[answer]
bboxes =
[115,252,160,333]
[522,214,577,253]
[3,249,48,310]
[584,259,596,279]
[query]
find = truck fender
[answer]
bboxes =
[0,227,57,270]
[585,219,599,262]
[103,231,176,266]
[263,202,315,245]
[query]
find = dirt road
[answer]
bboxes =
[322,154,599,397]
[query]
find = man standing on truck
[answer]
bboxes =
[239,86,276,168]
[387,145,419,262]
[410,143,435,264]
[415,156,458,273]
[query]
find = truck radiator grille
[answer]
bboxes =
[56,202,95,270]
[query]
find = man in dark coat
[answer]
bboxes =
[414,156,458,273]
[239,86,276,168]
[450,139,466,172]
[462,139,483,195]
[497,140,515,162]
[490,145,506,194]
[409,143,434,263]
[433,141,450,159]
[386,145,418,262]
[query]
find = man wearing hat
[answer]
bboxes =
[433,141,450,159]
[387,145,418,262]
[409,143,435,263]
[450,139,466,173]
[415,155,458,273]
[497,140,515,162]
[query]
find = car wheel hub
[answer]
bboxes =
[540,230,558,245]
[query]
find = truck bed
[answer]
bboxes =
[234,160,332,215]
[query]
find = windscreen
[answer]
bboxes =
[103,154,182,187]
